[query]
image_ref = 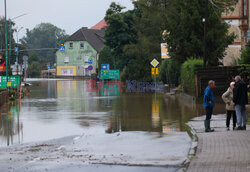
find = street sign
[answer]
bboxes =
[88,65,93,71]
[151,59,159,68]
[59,45,65,52]
[161,43,170,59]
[7,82,11,87]
[151,68,159,75]
[0,76,21,89]
[100,70,119,79]
[15,47,19,53]
[101,64,110,70]
[22,63,28,70]
[247,30,250,39]
[47,65,50,70]
[88,58,93,64]
[0,61,6,72]
[23,56,28,62]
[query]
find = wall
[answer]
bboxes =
[195,66,249,97]
[56,41,98,77]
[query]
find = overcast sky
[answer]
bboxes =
[0,0,133,39]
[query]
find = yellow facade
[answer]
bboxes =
[57,66,77,76]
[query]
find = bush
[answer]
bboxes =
[240,46,250,64]
[159,59,181,86]
[181,58,203,95]
[29,61,42,77]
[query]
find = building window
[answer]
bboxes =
[85,68,90,76]
[80,42,84,48]
[69,42,73,48]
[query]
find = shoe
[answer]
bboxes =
[242,126,246,130]
[236,126,242,130]
[204,120,213,132]
[227,127,230,131]
[204,120,208,132]
[233,127,236,130]
[208,120,214,132]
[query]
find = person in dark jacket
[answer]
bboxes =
[203,80,215,132]
[233,76,248,130]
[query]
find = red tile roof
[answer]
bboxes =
[91,19,107,29]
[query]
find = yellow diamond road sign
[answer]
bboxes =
[151,59,159,68]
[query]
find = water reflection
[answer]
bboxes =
[0,80,231,147]
[0,102,23,146]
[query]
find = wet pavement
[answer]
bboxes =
[0,79,229,171]
[187,114,250,172]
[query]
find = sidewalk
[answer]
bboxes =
[187,115,250,172]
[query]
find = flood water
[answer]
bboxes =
[0,80,227,147]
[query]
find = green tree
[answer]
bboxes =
[124,0,167,81]
[98,46,115,71]
[20,23,68,65]
[0,17,18,67]
[159,59,181,86]
[239,46,250,64]
[165,0,236,66]
[103,2,137,70]
[28,61,42,77]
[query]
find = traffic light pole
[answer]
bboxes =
[4,0,8,82]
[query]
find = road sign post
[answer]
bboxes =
[100,70,119,79]
[59,44,65,52]
[101,64,110,70]
[150,59,159,94]
[88,58,93,65]
[88,65,93,71]
[0,76,21,89]
[151,59,159,68]
[247,30,250,41]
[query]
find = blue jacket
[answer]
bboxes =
[203,86,215,108]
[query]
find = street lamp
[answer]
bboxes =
[4,0,8,82]
[15,27,24,75]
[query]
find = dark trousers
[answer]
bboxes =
[226,110,236,128]
[205,107,213,120]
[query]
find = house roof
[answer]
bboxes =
[91,19,107,29]
[64,27,105,52]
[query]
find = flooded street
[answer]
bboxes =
[0,80,227,147]
[0,80,229,171]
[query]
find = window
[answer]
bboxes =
[85,68,90,76]
[69,42,73,48]
[64,56,69,63]
[80,42,84,48]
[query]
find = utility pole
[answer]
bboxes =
[16,27,24,75]
[203,0,208,67]
[4,0,8,82]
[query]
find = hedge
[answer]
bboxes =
[181,58,203,95]
[159,59,181,86]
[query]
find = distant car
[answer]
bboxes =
[21,82,32,87]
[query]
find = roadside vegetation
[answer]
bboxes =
[99,0,238,84]
[0,20,68,78]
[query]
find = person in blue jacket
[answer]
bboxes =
[203,80,216,132]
